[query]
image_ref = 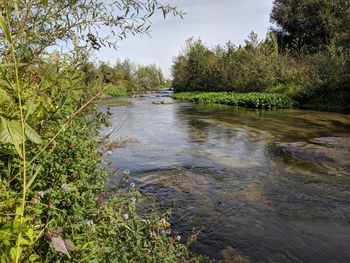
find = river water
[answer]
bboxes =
[100,92,350,262]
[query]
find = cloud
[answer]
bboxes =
[96,0,274,78]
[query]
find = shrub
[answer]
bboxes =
[172,92,296,109]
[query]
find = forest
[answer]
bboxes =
[172,0,350,112]
[83,59,167,97]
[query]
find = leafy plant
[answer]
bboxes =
[172,92,296,109]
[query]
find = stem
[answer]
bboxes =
[4,4,28,262]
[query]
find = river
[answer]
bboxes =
[100,91,350,262]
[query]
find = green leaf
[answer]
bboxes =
[25,99,38,120]
[0,13,12,44]
[64,239,77,251]
[0,117,23,157]
[25,123,42,144]
[8,120,24,157]
[0,63,27,68]
[27,228,34,242]
[26,165,42,190]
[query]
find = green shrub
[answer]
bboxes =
[103,83,129,97]
[172,92,296,109]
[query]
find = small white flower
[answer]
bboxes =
[175,235,181,241]
[123,213,129,220]
[107,151,113,156]
[131,197,136,205]
[124,170,130,176]
[91,227,96,233]
[61,184,70,191]
[37,191,44,198]
[86,220,94,226]
[130,183,135,188]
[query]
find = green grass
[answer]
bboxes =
[172,92,296,109]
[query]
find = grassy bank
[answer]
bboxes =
[172,92,296,109]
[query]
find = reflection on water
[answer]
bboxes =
[100,94,350,262]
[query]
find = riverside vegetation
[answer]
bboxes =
[172,0,350,112]
[172,92,295,109]
[0,0,209,262]
[86,59,169,98]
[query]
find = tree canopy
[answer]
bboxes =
[271,0,350,51]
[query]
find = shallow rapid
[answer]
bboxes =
[100,91,350,262]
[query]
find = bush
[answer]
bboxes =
[172,92,296,109]
[171,35,350,109]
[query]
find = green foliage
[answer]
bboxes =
[172,35,282,93]
[271,0,350,52]
[172,92,295,109]
[172,33,350,109]
[0,0,205,262]
[84,60,166,97]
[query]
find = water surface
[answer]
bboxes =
[100,93,350,262]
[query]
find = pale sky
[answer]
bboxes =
[95,0,274,78]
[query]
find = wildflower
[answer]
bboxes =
[123,213,129,220]
[124,170,130,176]
[37,191,44,198]
[86,220,94,226]
[107,151,113,155]
[61,183,70,191]
[131,197,136,205]
[130,182,135,189]
[175,235,181,241]
[158,218,170,228]
[91,227,96,233]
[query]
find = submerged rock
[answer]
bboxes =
[152,99,175,105]
[279,137,350,174]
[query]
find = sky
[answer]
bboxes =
[95,0,274,78]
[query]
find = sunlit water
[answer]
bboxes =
[100,92,350,262]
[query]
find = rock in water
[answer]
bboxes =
[152,99,175,105]
[279,137,350,174]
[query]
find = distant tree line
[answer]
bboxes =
[172,0,350,110]
[81,59,168,97]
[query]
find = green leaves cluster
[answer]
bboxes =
[172,92,295,109]
[271,0,350,52]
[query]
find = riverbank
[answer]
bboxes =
[172,92,295,109]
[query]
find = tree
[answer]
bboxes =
[271,0,350,52]
[0,0,184,61]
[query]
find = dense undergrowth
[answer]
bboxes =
[0,1,209,262]
[172,92,295,109]
[0,54,208,262]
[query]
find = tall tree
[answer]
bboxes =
[271,0,350,51]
